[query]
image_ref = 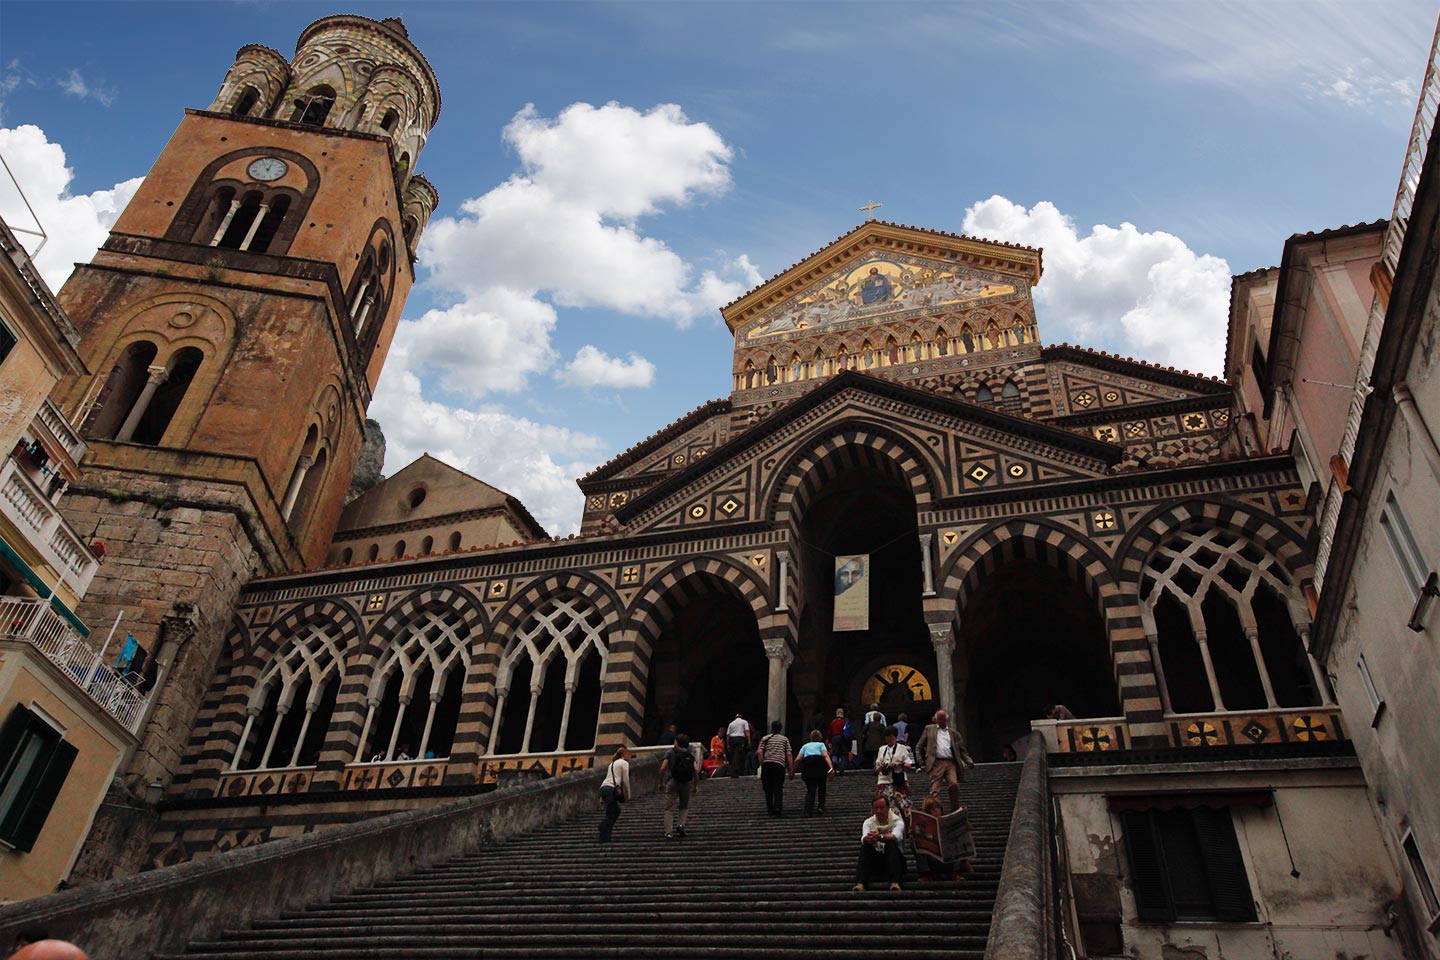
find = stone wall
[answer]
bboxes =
[0,758,659,960]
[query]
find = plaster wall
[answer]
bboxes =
[0,643,130,901]
[1327,280,1440,955]
[1056,765,1402,960]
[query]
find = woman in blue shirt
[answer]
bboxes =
[797,729,835,816]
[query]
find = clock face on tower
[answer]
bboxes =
[247,157,288,182]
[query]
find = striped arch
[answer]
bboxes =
[595,558,774,751]
[765,420,941,527]
[937,518,1167,744]
[477,572,624,758]
[1118,498,1312,586]
[493,571,623,637]
[178,619,251,797]
[318,585,487,776]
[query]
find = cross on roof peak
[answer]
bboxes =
[859,200,883,221]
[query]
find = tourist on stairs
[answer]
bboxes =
[854,795,906,892]
[757,721,794,815]
[797,729,834,816]
[727,713,752,778]
[597,746,630,843]
[828,709,849,774]
[659,733,698,839]
[915,709,974,814]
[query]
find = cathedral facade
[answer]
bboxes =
[10,13,1420,957]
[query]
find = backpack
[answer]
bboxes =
[669,747,696,783]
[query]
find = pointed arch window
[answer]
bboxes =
[231,623,345,771]
[975,384,994,403]
[379,108,400,133]
[1001,379,1021,399]
[1141,527,1327,713]
[357,606,473,762]
[489,596,608,755]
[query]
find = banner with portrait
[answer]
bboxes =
[833,554,870,631]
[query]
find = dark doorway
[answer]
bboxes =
[642,576,766,747]
[792,454,930,733]
[961,558,1120,759]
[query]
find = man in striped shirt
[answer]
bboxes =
[757,721,794,816]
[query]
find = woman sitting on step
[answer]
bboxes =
[853,795,906,892]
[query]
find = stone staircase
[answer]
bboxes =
[157,762,1024,960]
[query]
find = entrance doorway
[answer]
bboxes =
[961,558,1119,759]
[642,575,767,746]
[792,453,931,735]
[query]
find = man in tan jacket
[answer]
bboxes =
[914,709,974,813]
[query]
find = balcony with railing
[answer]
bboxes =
[0,595,147,733]
[0,454,99,597]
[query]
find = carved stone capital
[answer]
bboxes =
[761,637,794,667]
[927,622,955,652]
[145,364,171,385]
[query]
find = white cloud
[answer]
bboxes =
[558,345,656,389]
[372,100,756,533]
[370,369,603,536]
[58,68,115,107]
[419,101,755,329]
[0,124,142,290]
[391,289,557,398]
[963,195,1230,375]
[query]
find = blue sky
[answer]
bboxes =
[0,1,1433,534]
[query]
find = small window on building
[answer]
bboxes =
[1001,379,1020,399]
[448,531,462,551]
[408,487,426,509]
[421,535,434,554]
[291,85,336,127]
[379,108,399,133]
[975,385,994,403]
[0,319,17,366]
[0,705,78,853]
[367,544,379,562]
[1380,492,1430,600]
[1121,806,1256,923]
[1403,832,1440,931]
[393,540,406,559]
[340,547,353,564]
[1250,341,1267,385]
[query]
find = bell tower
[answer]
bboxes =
[47,15,441,847]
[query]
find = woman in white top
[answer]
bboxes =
[598,746,631,843]
[875,727,914,789]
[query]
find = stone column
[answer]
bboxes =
[776,551,791,612]
[1243,627,1278,707]
[928,622,957,718]
[279,455,314,519]
[762,637,793,729]
[115,365,170,443]
[1194,632,1226,711]
[1297,624,1334,704]
[919,533,935,597]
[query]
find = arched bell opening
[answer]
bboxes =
[960,558,1120,759]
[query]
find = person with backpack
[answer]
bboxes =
[756,721,794,816]
[659,732,699,839]
[828,709,849,774]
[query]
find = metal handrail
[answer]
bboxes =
[0,596,146,731]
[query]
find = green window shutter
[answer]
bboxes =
[10,738,77,853]
[1122,810,1173,921]
[0,704,32,776]
[1192,807,1256,922]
